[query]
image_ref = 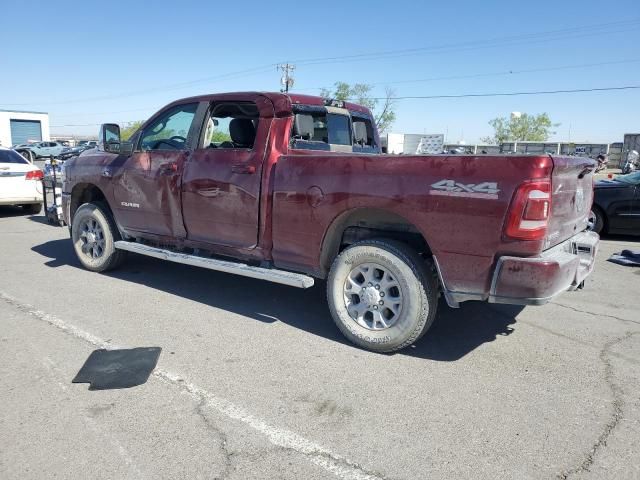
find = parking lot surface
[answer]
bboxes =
[1,207,639,479]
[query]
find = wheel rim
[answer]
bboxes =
[78,218,106,259]
[587,210,596,231]
[343,262,404,330]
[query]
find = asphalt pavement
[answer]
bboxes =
[1,207,639,479]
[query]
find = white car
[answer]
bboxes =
[0,147,44,214]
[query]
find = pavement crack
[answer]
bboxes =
[195,399,234,480]
[557,331,638,479]
[549,302,640,326]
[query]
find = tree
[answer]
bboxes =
[119,120,144,141]
[320,82,396,133]
[481,113,559,145]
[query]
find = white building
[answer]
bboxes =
[0,109,50,147]
[382,133,445,154]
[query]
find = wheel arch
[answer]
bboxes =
[70,183,114,225]
[319,207,433,275]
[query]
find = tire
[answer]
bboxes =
[589,207,605,234]
[71,202,125,272]
[21,203,42,215]
[19,150,33,163]
[327,239,439,353]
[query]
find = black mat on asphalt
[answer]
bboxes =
[72,347,161,390]
[608,249,640,267]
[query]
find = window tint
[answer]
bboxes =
[0,150,29,164]
[140,103,197,151]
[327,114,351,145]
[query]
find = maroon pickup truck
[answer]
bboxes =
[62,92,599,352]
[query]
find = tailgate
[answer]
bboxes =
[547,155,596,248]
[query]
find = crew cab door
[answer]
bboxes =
[181,96,272,249]
[111,102,198,238]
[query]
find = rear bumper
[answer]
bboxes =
[488,230,599,305]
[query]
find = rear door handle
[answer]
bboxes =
[231,164,256,174]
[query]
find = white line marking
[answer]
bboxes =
[0,292,385,480]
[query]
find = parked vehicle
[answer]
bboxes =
[621,150,639,174]
[59,144,94,160]
[12,145,35,163]
[589,170,640,235]
[62,92,599,352]
[0,147,44,214]
[22,141,65,159]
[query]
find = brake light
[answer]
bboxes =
[505,180,551,240]
[25,170,44,181]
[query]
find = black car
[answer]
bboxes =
[590,171,640,235]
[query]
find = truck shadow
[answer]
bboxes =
[32,239,521,362]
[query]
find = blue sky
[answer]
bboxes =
[1,0,639,143]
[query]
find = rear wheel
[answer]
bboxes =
[71,202,125,272]
[589,207,605,234]
[327,239,438,353]
[21,203,42,214]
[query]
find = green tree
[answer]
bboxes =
[481,113,559,145]
[119,120,144,141]
[320,82,396,133]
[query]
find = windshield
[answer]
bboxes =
[614,171,640,185]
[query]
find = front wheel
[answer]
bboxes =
[71,203,125,272]
[327,239,438,353]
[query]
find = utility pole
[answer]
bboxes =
[277,63,295,93]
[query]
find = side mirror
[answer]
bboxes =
[99,123,121,154]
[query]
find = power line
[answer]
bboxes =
[4,19,639,108]
[364,85,640,100]
[289,19,640,66]
[299,58,640,91]
[50,85,640,128]
[2,65,275,107]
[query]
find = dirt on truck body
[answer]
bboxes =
[62,92,599,352]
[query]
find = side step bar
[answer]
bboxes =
[114,241,315,289]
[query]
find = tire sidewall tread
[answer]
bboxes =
[71,202,124,272]
[327,239,438,353]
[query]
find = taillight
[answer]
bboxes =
[25,170,44,181]
[505,180,551,240]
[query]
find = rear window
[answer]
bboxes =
[0,150,28,164]
[291,111,352,151]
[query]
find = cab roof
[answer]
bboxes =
[162,92,372,118]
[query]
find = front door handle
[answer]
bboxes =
[231,164,256,174]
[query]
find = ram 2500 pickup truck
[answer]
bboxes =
[62,92,599,352]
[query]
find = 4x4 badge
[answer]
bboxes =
[430,179,500,198]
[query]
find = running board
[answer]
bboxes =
[114,241,314,289]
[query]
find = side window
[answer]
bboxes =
[201,102,259,150]
[140,103,197,151]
